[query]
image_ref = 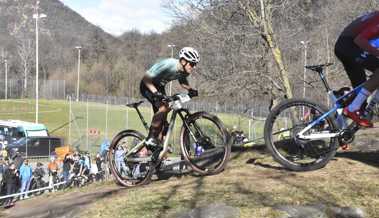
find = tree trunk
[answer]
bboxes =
[241,0,293,99]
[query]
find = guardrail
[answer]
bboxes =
[0,181,66,200]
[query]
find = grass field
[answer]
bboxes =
[0,99,265,154]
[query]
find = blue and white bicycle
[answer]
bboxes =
[264,63,376,171]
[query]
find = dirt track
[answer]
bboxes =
[1,186,124,218]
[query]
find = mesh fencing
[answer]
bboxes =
[0,79,270,156]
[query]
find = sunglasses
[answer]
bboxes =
[189,62,197,67]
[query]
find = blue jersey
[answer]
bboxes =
[146,58,189,86]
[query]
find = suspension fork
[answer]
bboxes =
[178,110,202,143]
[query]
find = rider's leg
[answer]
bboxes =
[140,81,168,147]
[335,37,379,127]
[344,68,379,127]
[159,120,169,141]
[146,104,170,147]
[347,69,379,112]
[361,68,379,91]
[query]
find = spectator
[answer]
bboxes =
[11,149,24,170]
[62,154,74,185]
[33,162,45,179]
[47,156,59,191]
[95,153,102,172]
[84,153,91,171]
[100,139,110,159]
[115,146,127,175]
[19,159,33,199]
[79,155,89,180]
[0,158,5,183]
[3,163,19,207]
[72,153,81,175]
[0,143,8,160]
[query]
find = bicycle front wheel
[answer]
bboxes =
[108,130,154,187]
[264,98,338,171]
[180,112,231,175]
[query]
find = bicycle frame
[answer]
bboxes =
[124,100,200,163]
[296,69,365,140]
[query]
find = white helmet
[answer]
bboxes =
[179,47,200,63]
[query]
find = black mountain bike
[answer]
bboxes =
[108,93,231,187]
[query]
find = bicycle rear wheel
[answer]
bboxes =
[180,112,231,175]
[264,98,338,171]
[108,130,154,187]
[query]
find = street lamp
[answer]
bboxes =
[300,40,309,99]
[4,59,7,100]
[167,44,175,95]
[75,46,82,102]
[33,0,47,123]
[168,44,175,58]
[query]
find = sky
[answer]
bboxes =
[59,0,174,36]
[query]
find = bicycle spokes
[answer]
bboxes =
[268,101,337,168]
[182,115,228,174]
[109,131,154,187]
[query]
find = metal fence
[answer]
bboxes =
[0,79,271,155]
[0,79,66,100]
[66,95,269,154]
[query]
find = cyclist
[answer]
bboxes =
[335,11,379,127]
[140,47,200,161]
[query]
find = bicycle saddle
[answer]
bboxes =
[305,63,333,72]
[126,100,144,108]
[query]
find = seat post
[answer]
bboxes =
[318,69,332,92]
[134,106,149,131]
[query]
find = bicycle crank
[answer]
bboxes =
[338,129,355,145]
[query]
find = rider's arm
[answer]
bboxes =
[178,77,191,90]
[354,26,379,57]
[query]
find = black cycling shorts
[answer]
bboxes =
[139,81,166,113]
[335,36,379,87]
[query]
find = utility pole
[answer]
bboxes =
[33,0,47,123]
[168,44,175,96]
[4,59,7,100]
[75,46,82,102]
[300,40,309,99]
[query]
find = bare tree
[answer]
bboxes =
[16,37,33,97]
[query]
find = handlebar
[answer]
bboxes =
[163,93,193,110]
[163,93,193,103]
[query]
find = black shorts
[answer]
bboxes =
[335,36,379,87]
[139,81,166,113]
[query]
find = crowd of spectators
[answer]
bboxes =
[0,143,107,207]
